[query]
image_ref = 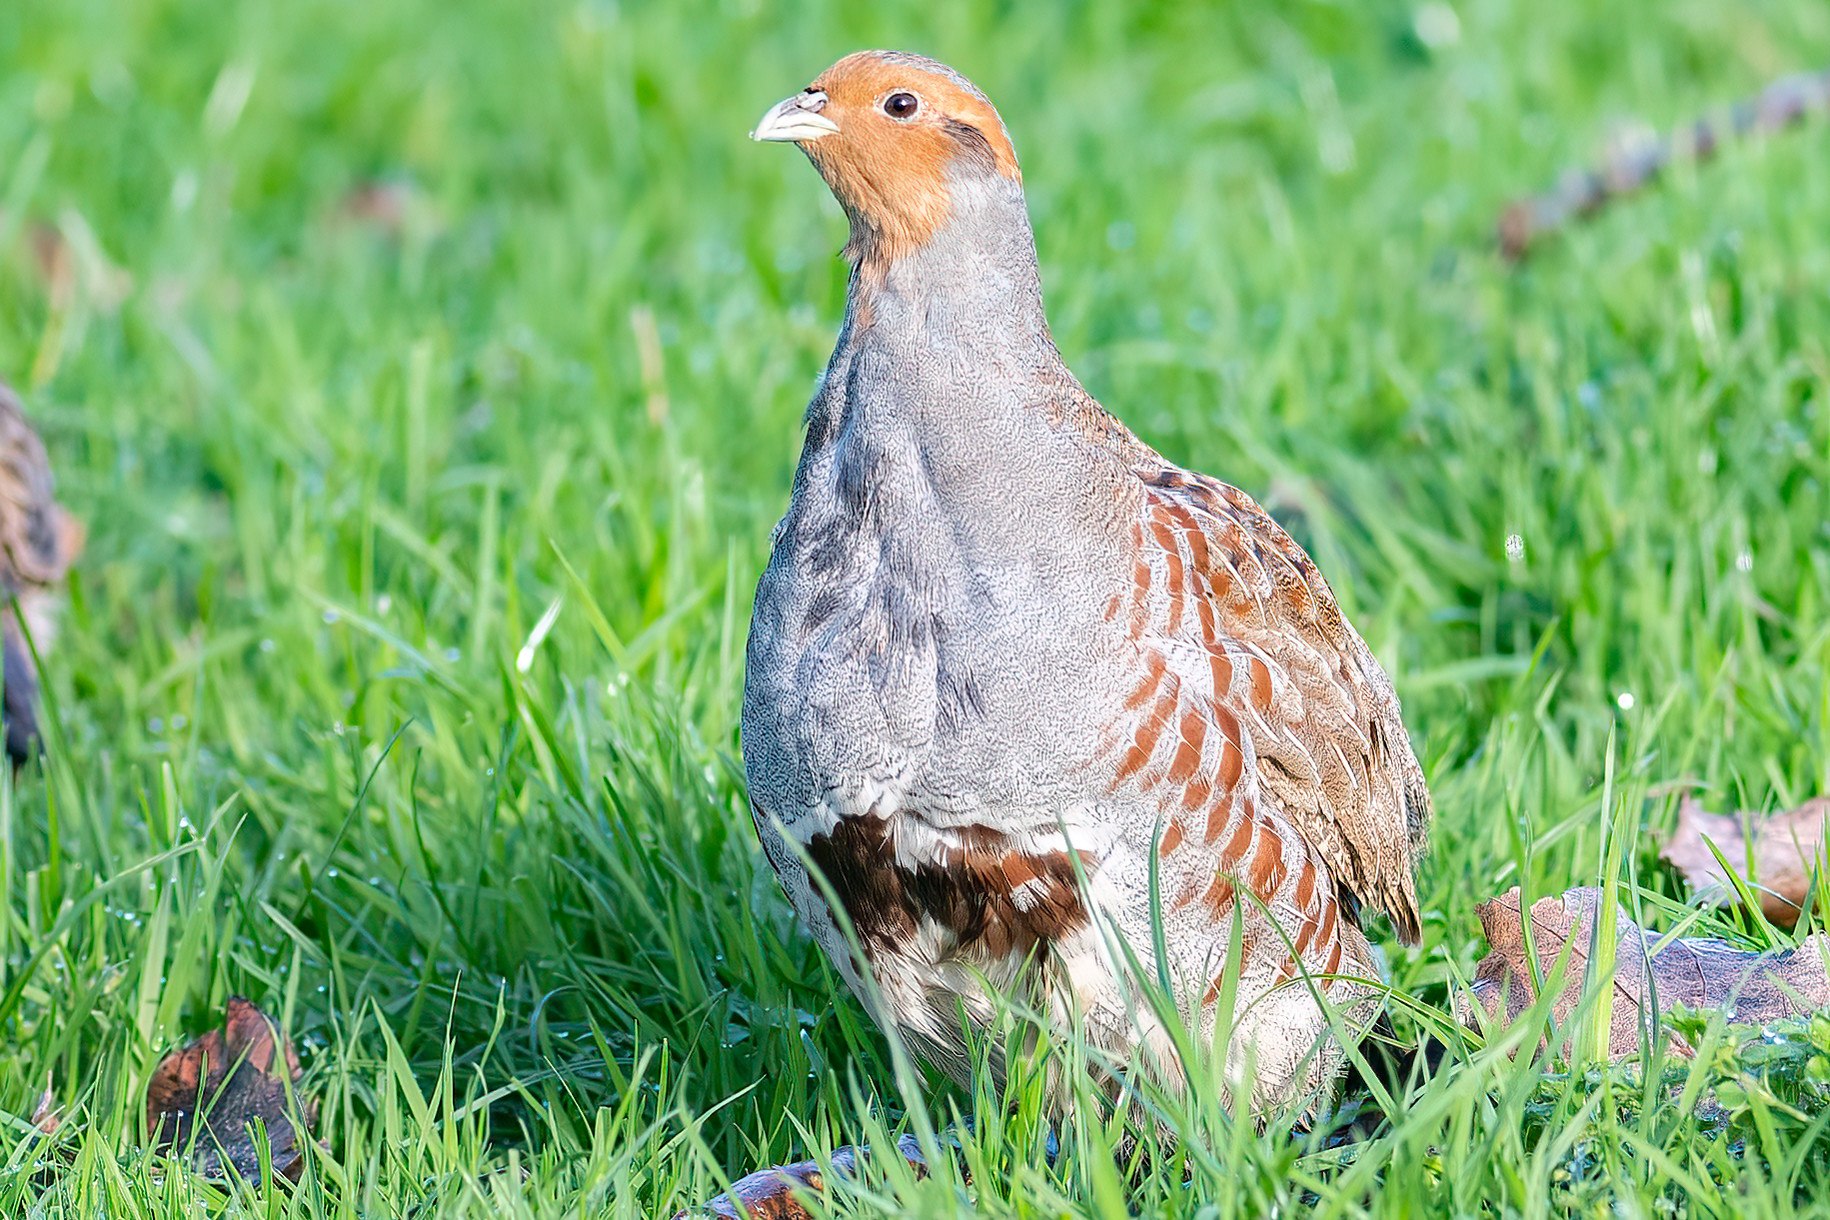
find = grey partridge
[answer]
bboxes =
[730,50,1430,1206]
[0,382,80,764]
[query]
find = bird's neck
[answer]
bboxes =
[802,177,1091,532]
[842,175,1058,374]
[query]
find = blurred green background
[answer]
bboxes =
[0,0,1827,1213]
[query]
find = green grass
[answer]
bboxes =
[2,0,1829,1213]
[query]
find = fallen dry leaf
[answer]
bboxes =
[1661,795,1829,927]
[146,997,317,1182]
[24,212,134,313]
[30,1072,59,1135]
[1464,886,1830,1058]
[27,223,73,308]
[338,180,413,234]
[330,178,441,241]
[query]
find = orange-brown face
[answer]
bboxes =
[751,51,1020,267]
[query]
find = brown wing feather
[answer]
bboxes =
[1166,471,1427,942]
[1085,403,1430,945]
[1062,384,1431,943]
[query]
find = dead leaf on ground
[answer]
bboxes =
[146,997,318,1183]
[1661,795,1829,928]
[27,223,73,307]
[21,212,134,312]
[1463,886,1830,1059]
[30,1072,59,1135]
[331,178,439,240]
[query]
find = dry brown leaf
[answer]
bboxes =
[338,180,413,233]
[27,223,73,308]
[1463,886,1830,1058]
[146,997,317,1183]
[30,1072,59,1135]
[331,179,441,240]
[24,212,133,313]
[1661,795,1829,928]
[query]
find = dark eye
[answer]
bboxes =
[883,92,919,120]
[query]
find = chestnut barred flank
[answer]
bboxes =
[1091,468,1428,946]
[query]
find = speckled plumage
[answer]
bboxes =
[742,51,1430,1116]
[0,382,79,764]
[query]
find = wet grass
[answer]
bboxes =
[1,0,1828,1213]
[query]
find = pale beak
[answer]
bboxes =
[750,90,840,143]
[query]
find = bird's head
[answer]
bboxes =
[751,51,1022,270]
